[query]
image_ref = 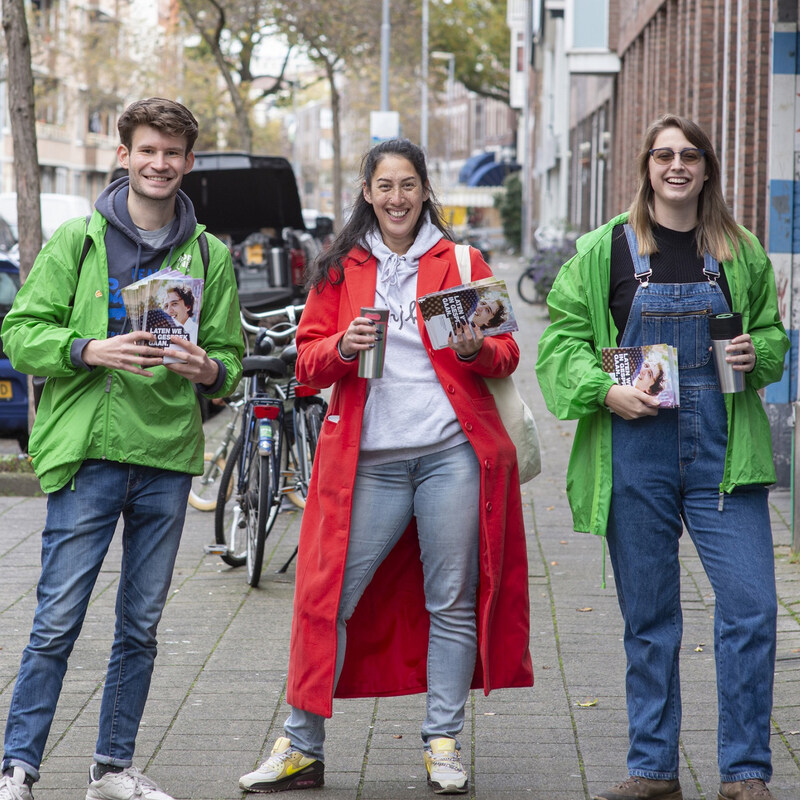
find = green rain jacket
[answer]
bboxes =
[1,212,243,493]
[536,212,789,538]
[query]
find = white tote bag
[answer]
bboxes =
[454,244,541,483]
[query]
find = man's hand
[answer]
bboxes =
[604,383,661,420]
[162,335,219,385]
[83,331,165,376]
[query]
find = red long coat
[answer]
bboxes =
[287,238,533,717]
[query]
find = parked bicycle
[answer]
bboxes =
[187,395,243,511]
[207,304,327,587]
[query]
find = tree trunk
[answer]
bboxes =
[325,61,342,231]
[2,0,42,282]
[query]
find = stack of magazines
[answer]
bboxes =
[601,343,680,408]
[418,277,518,350]
[121,268,204,364]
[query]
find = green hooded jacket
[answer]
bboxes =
[1,212,243,493]
[536,212,789,538]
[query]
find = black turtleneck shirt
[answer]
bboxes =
[609,224,732,344]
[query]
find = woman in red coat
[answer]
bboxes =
[239,138,532,796]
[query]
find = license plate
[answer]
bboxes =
[245,243,264,265]
[0,380,12,400]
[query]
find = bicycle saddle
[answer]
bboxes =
[279,343,298,368]
[241,355,287,378]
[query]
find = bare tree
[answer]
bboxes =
[2,0,42,281]
[179,0,291,153]
[275,0,381,228]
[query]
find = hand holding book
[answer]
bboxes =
[418,277,518,350]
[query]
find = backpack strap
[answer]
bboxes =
[198,231,209,278]
[76,214,92,279]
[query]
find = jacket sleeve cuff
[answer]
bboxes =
[70,338,95,371]
[197,358,227,395]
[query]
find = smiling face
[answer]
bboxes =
[648,127,708,224]
[472,299,501,329]
[164,291,190,324]
[363,155,429,254]
[118,124,194,206]
[633,360,664,395]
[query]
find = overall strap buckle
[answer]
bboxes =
[703,252,720,286]
[623,224,652,287]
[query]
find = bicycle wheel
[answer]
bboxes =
[293,400,325,506]
[517,268,540,305]
[188,452,227,512]
[245,427,282,588]
[214,434,246,567]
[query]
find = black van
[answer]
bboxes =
[178,152,312,311]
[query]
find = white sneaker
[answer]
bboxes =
[239,736,324,793]
[85,766,173,800]
[0,768,33,800]
[423,738,469,794]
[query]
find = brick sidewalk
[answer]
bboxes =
[0,257,798,800]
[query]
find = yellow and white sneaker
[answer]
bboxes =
[239,737,324,794]
[423,738,468,795]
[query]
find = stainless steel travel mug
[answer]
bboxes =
[358,307,389,379]
[709,312,746,393]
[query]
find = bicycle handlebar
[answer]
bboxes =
[240,303,305,336]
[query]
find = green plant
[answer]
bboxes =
[494,172,522,253]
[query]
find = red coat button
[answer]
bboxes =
[465,422,473,431]
[485,501,493,512]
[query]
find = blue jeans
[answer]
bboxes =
[3,460,191,781]
[285,441,481,761]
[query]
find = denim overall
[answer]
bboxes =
[605,226,776,783]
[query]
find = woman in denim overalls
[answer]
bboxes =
[537,115,788,800]
[601,118,780,800]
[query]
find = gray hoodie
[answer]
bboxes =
[358,214,468,465]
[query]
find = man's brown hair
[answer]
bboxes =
[118,97,199,155]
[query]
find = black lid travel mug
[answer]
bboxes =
[709,312,745,393]
[358,307,389,379]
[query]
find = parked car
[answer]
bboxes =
[180,152,310,311]
[0,192,93,244]
[0,254,29,450]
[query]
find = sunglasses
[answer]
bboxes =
[649,147,706,166]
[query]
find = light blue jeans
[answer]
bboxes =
[285,441,481,761]
[2,460,191,782]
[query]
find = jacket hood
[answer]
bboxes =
[96,177,198,251]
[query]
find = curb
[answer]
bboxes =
[0,471,42,496]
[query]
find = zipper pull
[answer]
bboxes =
[717,491,724,512]
[105,374,113,393]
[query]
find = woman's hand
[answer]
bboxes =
[725,333,757,373]
[448,321,484,359]
[604,384,661,420]
[339,316,381,358]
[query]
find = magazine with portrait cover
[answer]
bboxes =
[121,268,204,364]
[418,277,519,350]
[601,343,680,408]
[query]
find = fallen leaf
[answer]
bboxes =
[694,646,704,652]
[393,734,403,739]
[560,540,568,544]
[551,561,558,566]
[577,607,593,613]
[483,712,496,716]
[576,698,598,707]
[547,505,555,511]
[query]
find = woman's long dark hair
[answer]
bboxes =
[306,138,453,290]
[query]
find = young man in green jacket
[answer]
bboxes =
[0,98,242,800]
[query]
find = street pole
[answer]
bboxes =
[421,0,429,151]
[381,0,390,111]
[521,0,534,259]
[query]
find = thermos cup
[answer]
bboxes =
[358,307,389,379]
[709,312,746,393]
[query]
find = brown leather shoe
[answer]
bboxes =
[718,779,774,800]
[593,775,683,800]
